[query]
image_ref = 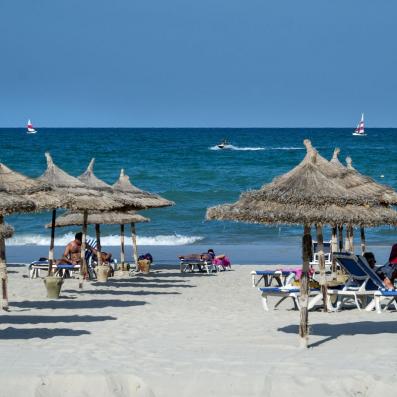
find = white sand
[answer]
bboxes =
[1,265,396,397]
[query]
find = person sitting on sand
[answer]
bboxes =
[375,244,397,290]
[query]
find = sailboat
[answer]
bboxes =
[352,113,366,136]
[26,119,37,134]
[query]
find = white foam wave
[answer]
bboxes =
[210,145,304,151]
[271,147,304,150]
[210,145,265,151]
[6,233,204,246]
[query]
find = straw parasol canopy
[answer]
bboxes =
[112,169,175,209]
[206,139,397,347]
[78,158,111,190]
[78,158,164,210]
[0,161,70,310]
[38,152,142,279]
[46,211,150,227]
[327,147,397,205]
[38,153,128,212]
[250,140,379,207]
[0,223,14,240]
[0,162,64,211]
[206,199,397,227]
[0,191,35,215]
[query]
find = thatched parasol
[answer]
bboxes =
[112,168,174,265]
[38,153,136,280]
[206,139,397,347]
[112,169,175,209]
[79,160,174,266]
[329,148,397,253]
[46,211,150,269]
[78,158,169,212]
[0,162,68,310]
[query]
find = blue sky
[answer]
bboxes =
[1,0,396,127]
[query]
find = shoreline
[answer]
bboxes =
[5,242,394,266]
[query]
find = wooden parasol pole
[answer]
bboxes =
[95,224,102,266]
[79,210,88,288]
[0,214,8,311]
[331,226,338,274]
[48,209,56,276]
[338,225,344,252]
[348,225,354,253]
[120,224,125,270]
[299,224,312,348]
[131,222,138,268]
[344,226,350,252]
[316,224,328,312]
[360,227,366,255]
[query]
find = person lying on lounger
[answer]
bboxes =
[375,244,397,290]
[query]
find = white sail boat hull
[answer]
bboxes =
[26,119,37,134]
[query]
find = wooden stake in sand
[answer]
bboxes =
[331,226,338,273]
[79,210,88,288]
[0,215,8,311]
[95,223,102,266]
[316,224,328,312]
[120,224,125,270]
[338,225,344,252]
[360,227,366,255]
[131,222,138,268]
[48,209,57,276]
[299,225,312,348]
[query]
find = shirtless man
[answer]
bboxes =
[58,232,85,266]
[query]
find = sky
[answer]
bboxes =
[1,0,397,128]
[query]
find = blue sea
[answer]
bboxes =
[1,128,397,262]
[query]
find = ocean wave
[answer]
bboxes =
[210,145,304,151]
[209,145,265,151]
[271,146,304,150]
[6,233,204,246]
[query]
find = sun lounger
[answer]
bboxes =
[259,285,322,312]
[251,269,295,287]
[331,253,397,312]
[355,255,397,313]
[29,259,51,279]
[179,255,216,274]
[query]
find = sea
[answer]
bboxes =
[1,128,396,264]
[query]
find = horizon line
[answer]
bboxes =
[1,126,397,129]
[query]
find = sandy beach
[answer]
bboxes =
[1,263,396,397]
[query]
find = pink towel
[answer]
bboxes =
[278,266,314,280]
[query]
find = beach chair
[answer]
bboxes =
[355,255,397,313]
[251,269,295,288]
[258,285,322,312]
[179,254,216,274]
[29,259,51,279]
[310,240,332,268]
[330,253,397,312]
[29,239,98,279]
